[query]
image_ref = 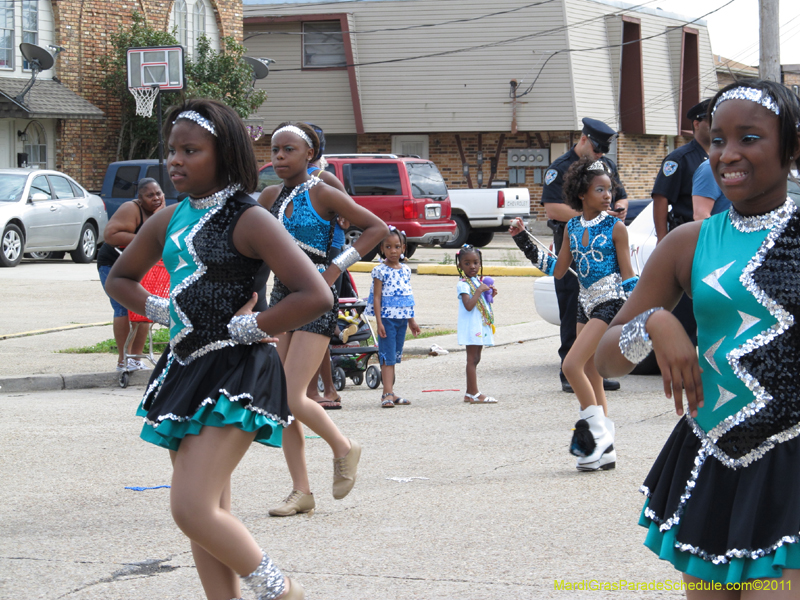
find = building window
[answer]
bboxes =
[22,0,37,70]
[23,121,47,169]
[174,0,188,48]
[392,135,429,159]
[303,21,346,68]
[0,0,13,69]
[193,1,206,51]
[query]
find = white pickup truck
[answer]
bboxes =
[443,187,531,247]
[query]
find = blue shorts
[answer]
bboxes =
[377,317,407,366]
[98,265,129,318]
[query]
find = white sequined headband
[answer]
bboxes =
[712,86,780,117]
[173,111,217,136]
[587,160,607,173]
[272,125,313,148]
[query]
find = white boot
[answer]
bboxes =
[575,406,614,471]
[594,415,616,470]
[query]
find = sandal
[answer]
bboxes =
[464,392,498,404]
[381,393,396,408]
[393,395,411,406]
[315,397,342,410]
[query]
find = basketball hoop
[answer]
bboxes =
[130,85,160,118]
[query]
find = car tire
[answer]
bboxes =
[70,223,98,263]
[467,230,494,247]
[344,227,379,262]
[404,242,417,259]
[26,251,64,260]
[441,214,470,248]
[1,223,24,268]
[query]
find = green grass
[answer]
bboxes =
[59,327,170,354]
[408,327,455,340]
[439,253,454,265]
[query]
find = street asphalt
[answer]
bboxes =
[0,234,687,599]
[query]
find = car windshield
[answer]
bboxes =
[0,175,27,203]
[406,162,448,199]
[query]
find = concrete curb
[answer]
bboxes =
[0,369,153,394]
[416,264,543,276]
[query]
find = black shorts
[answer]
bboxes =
[270,278,339,338]
[577,298,624,325]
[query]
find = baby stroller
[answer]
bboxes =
[119,260,170,388]
[328,296,381,391]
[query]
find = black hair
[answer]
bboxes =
[455,244,483,280]
[377,227,407,261]
[562,156,617,212]
[136,177,161,197]
[164,99,258,193]
[271,121,321,163]
[305,122,326,163]
[709,79,800,171]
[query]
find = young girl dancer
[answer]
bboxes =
[259,122,388,518]
[596,80,800,595]
[365,227,421,407]
[509,157,636,471]
[455,245,498,404]
[106,100,331,599]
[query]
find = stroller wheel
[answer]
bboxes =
[332,367,346,392]
[366,365,381,389]
[351,372,364,386]
[317,375,325,393]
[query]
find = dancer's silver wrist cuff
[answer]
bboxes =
[619,307,664,364]
[228,313,270,345]
[332,246,361,271]
[145,295,170,326]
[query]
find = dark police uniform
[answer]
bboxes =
[651,138,708,231]
[541,124,627,377]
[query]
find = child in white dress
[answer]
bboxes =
[456,245,498,404]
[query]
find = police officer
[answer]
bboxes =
[541,118,627,393]
[651,99,712,242]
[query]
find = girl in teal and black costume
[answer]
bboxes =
[106,99,331,600]
[596,80,800,594]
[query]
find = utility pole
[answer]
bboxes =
[759,0,780,82]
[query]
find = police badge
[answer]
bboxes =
[662,161,678,177]
[545,169,558,185]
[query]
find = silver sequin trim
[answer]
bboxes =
[728,198,794,233]
[675,534,800,565]
[619,307,664,365]
[712,86,780,117]
[243,550,286,600]
[187,184,241,210]
[579,211,609,228]
[579,272,626,316]
[228,313,270,345]
[174,110,218,136]
[276,177,325,257]
[332,245,361,271]
[272,125,313,148]
[145,295,170,327]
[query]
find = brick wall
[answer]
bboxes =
[53,0,243,190]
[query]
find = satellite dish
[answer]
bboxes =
[243,56,272,80]
[19,43,55,72]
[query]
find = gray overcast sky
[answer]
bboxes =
[662,0,800,64]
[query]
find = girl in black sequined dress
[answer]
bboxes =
[106,100,330,600]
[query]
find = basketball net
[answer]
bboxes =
[130,86,159,118]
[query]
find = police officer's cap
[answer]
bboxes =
[581,118,617,154]
[686,99,711,122]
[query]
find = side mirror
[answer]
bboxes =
[30,192,50,202]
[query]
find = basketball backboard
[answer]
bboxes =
[127,46,184,91]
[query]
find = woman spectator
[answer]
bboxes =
[97,177,165,371]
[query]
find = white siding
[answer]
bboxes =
[246,22,356,133]
[604,15,622,109]
[639,15,678,135]
[6,0,55,79]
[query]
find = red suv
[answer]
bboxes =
[257,154,455,260]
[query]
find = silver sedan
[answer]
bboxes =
[0,168,108,268]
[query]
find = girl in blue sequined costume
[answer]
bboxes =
[597,81,800,594]
[258,122,388,518]
[106,100,329,599]
[510,158,637,471]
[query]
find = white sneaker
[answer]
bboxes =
[127,359,146,371]
[115,362,126,372]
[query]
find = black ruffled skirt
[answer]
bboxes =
[640,416,800,583]
[136,343,290,451]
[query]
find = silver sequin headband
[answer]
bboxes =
[588,160,608,173]
[173,111,217,136]
[712,86,780,117]
[272,125,313,148]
